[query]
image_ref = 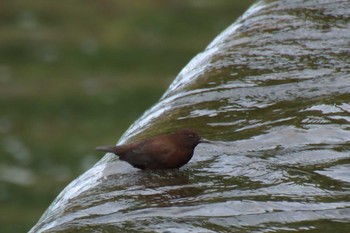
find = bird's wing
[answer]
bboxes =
[123,139,174,169]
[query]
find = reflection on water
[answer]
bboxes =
[30,0,350,232]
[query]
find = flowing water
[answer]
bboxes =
[30,0,350,232]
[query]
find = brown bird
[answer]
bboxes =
[96,128,207,170]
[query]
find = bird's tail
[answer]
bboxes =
[95,145,118,154]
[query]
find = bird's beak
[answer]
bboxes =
[96,145,117,153]
[199,138,212,144]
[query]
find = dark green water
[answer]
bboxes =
[0,1,253,232]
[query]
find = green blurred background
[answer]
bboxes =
[0,1,254,232]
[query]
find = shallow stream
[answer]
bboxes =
[30,0,350,232]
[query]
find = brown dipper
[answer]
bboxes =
[96,129,207,170]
